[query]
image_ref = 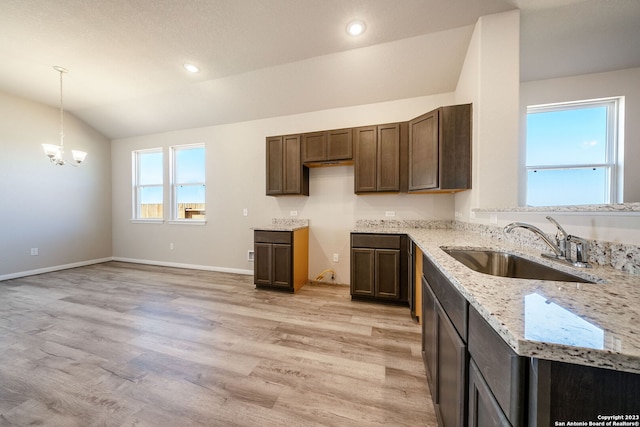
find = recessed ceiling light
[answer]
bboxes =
[184,63,200,73]
[346,20,366,36]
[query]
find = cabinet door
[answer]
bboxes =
[266,137,284,195]
[354,126,377,193]
[469,360,511,427]
[422,277,438,398]
[439,104,472,191]
[377,123,400,191]
[301,131,327,162]
[272,244,292,288]
[436,302,467,427]
[409,109,439,191]
[254,242,273,285]
[375,249,400,299]
[351,248,375,296]
[327,128,353,160]
[283,134,302,194]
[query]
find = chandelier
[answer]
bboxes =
[42,66,87,166]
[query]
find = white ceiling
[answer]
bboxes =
[1,0,638,139]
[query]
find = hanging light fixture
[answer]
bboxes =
[42,66,87,166]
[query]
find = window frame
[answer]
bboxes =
[132,147,164,222]
[525,97,623,206]
[170,143,206,223]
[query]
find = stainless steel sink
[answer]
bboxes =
[442,248,595,283]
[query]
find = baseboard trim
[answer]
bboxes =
[111,257,254,276]
[0,257,114,282]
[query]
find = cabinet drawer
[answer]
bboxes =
[254,230,292,244]
[469,305,526,427]
[423,254,467,341]
[351,233,401,249]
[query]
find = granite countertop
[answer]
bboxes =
[252,218,309,232]
[352,224,640,375]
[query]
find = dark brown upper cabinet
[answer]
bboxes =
[301,128,353,164]
[266,135,309,196]
[409,103,471,193]
[354,123,406,193]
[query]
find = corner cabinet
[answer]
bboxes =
[266,135,309,196]
[409,104,471,192]
[350,233,408,303]
[354,123,407,193]
[254,228,309,292]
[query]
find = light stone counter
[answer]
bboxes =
[252,218,309,232]
[352,221,640,375]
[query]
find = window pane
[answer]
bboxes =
[526,106,607,166]
[138,186,163,218]
[526,168,607,206]
[175,147,205,183]
[138,151,163,185]
[176,185,205,219]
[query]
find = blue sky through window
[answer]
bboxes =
[175,146,205,204]
[526,104,611,206]
[526,106,607,166]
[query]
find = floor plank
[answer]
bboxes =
[0,262,437,426]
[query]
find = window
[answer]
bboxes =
[171,144,205,220]
[525,98,622,206]
[133,148,163,219]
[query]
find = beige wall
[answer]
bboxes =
[0,91,112,279]
[4,9,637,282]
[111,94,456,283]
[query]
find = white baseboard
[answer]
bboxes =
[111,257,254,276]
[0,257,114,281]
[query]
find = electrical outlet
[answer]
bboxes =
[30,248,38,256]
[333,253,339,262]
[455,211,462,219]
[385,211,396,217]
[290,210,298,217]
[490,214,498,224]
[170,243,174,250]
[248,250,254,261]
[243,208,248,216]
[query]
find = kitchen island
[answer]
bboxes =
[353,220,640,426]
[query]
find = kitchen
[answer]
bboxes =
[1,1,640,425]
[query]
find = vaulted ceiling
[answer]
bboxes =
[1,0,639,139]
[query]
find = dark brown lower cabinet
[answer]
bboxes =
[254,229,309,292]
[469,360,511,427]
[350,233,408,303]
[422,255,469,427]
[436,300,467,427]
[421,250,638,427]
[529,358,640,426]
[422,277,437,394]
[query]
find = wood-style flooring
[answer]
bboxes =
[0,262,436,426]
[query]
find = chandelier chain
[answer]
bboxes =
[58,67,65,149]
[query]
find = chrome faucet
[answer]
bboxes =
[504,216,591,268]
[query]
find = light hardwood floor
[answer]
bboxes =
[0,262,436,426]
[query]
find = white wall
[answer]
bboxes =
[454,10,521,217]
[520,67,640,204]
[0,91,112,279]
[111,94,456,284]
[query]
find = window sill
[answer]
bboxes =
[167,219,207,226]
[131,219,164,224]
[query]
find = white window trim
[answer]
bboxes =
[525,97,623,206]
[132,147,164,221]
[170,143,206,221]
